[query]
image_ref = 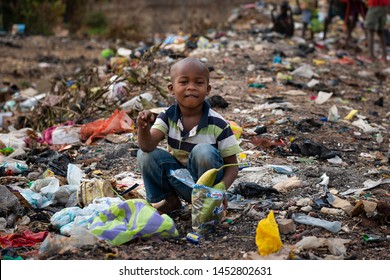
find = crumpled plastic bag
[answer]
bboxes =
[0,128,34,151]
[88,199,178,245]
[192,184,225,233]
[38,227,100,258]
[169,169,226,233]
[50,197,122,236]
[20,177,60,208]
[255,210,283,256]
[41,121,79,145]
[228,120,243,140]
[80,109,134,145]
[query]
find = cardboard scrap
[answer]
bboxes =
[330,195,354,216]
[272,176,303,193]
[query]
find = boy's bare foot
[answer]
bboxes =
[152,195,182,214]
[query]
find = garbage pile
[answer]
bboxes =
[0,1,389,260]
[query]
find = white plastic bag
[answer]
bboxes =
[51,126,81,144]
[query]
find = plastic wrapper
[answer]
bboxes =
[170,169,226,233]
[191,183,225,233]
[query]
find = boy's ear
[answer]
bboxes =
[207,85,211,95]
[168,83,174,95]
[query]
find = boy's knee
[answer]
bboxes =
[136,150,147,169]
[190,144,221,166]
[137,149,159,167]
[191,143,215,154]
[137,149,147,162]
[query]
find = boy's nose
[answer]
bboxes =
[186,82,196,90]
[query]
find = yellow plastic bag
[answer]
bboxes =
[228,120,243,140]
[255,210,282,256]
[344,109,358,120]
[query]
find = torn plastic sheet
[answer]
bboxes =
[340,178,390,196]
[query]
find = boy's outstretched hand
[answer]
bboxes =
[137,110,164,152]
[137,110,155,129]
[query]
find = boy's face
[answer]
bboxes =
[168,60,211,110]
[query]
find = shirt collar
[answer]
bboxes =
[171,101,210,132]
[198,101,210,130]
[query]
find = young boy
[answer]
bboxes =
[271,1,295,37]
[137,57,240,214]
[363,0,389,63]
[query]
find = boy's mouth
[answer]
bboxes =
[185,93,198,98]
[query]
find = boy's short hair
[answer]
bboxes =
[170,57,210,82]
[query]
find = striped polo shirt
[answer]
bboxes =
[151,102,241,165]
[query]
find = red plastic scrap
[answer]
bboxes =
[80,109,135,145]
[251,136,285,149]
[331,56,355,65]
[0,230,49,248]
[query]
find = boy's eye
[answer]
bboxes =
[178,80,187,84]
[196,80,205,85]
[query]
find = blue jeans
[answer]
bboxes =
[137,144,224,203]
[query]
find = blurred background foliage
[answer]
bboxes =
[0,0,251,41]
[0,0,108,36]
[2,0,65,35]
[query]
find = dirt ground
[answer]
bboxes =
[0,4,390,261]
